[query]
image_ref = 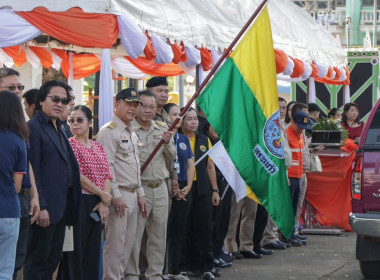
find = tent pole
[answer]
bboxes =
[141,0,269,173]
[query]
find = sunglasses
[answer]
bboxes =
[1,85,25,91]
[68,118,86,124]
[47,95,70,105]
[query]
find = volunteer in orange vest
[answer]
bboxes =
[285,110,310,244]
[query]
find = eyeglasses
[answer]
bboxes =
[47,95,70,105]
[141,104,156,111]
[1,85,25,91]
[68,118,85,124]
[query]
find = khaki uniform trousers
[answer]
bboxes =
[224,193,258,253]
[126,181,168,280]
[261,215,279,246]
[103,189,138,280]
[295,173,307,229]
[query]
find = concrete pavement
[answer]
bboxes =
[212,232,364,280]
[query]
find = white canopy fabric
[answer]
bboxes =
[2,0,347,66]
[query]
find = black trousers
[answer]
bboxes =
[212,183,232,258]
[253,203,269,246]
[23,214,66,280]
[58,194,102,280]
[185,182,213,273]
[13,194,31,280]
[167,181,192,275]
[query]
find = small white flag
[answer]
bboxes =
[208,141,247,202]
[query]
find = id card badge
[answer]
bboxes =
[174,161,180,174]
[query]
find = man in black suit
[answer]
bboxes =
[23,80,81,280]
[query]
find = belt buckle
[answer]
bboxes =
[148,182,159,188]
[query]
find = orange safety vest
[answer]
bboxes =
[286,125,305,178]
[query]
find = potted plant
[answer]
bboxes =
[311,118,348,148]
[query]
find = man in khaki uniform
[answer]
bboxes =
[147,76,179,196]
[225,195,262,259]
[125,90,176,280]
[97,88,148,280]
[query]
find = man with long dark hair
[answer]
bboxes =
[23,80,81,280]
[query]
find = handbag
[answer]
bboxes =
[308,154,322,173]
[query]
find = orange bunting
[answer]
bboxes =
[125,56,184,77]
[2,46,26,67]
[170,40,187,64]
[29,46,53,69]
[310,63,318,77]
[17,7,118,48]
[199,46,213,71]
[143,31,157,60]
[290,58,304,78]
[274,49,288,74]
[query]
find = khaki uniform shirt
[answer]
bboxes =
[97,115,144,199]
[154,108,172,126]
[154,108,178,181]
[132,119,176,181]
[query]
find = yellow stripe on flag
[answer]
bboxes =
[246,185,262,205]
[230,6,278,119]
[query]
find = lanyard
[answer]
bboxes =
[175,133,179,162]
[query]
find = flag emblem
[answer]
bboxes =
[263,110,284,158]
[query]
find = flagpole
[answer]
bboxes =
[141,0,268,173]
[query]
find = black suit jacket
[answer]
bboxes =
[28,111,81,225]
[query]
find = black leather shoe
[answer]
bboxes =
[263,241,286,250]
[295,234,307,240]
[187,269,201,277]
[220,251,234,262]
[240,250,263,259]
[295,236,307,245]
[277,240,291,248]
[212,258,220,267]
[231,251,243,260]
[254,246,273,255]
[217,258,232,268]
[210,267,221,277]
[201,272,215,280]
[286,238,302,247]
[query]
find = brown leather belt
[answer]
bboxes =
[118,186,136,193]
[18,188,31,197]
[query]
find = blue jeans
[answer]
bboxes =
[0,218,20,279]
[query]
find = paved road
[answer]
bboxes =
[209,232,364,280]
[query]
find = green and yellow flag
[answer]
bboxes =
[196,5,294,238]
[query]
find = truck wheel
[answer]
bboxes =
[360,260,380,279]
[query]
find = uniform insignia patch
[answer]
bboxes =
[179,142,187,150]
[200,145,207,152]
[107,122,116,129]
[155,120,167,128]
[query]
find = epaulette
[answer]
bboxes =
[107,122,116,129]
[155,120,167,128]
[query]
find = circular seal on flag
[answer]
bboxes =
[179,142,187,150]
[200,145,207,152]
[263,110,284,159]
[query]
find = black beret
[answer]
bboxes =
[146,76,168,88]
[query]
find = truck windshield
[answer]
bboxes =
[364,107,380,150]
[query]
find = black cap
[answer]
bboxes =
[146,76,168,88]
[116,88,141,103]
[293,111,311,130]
